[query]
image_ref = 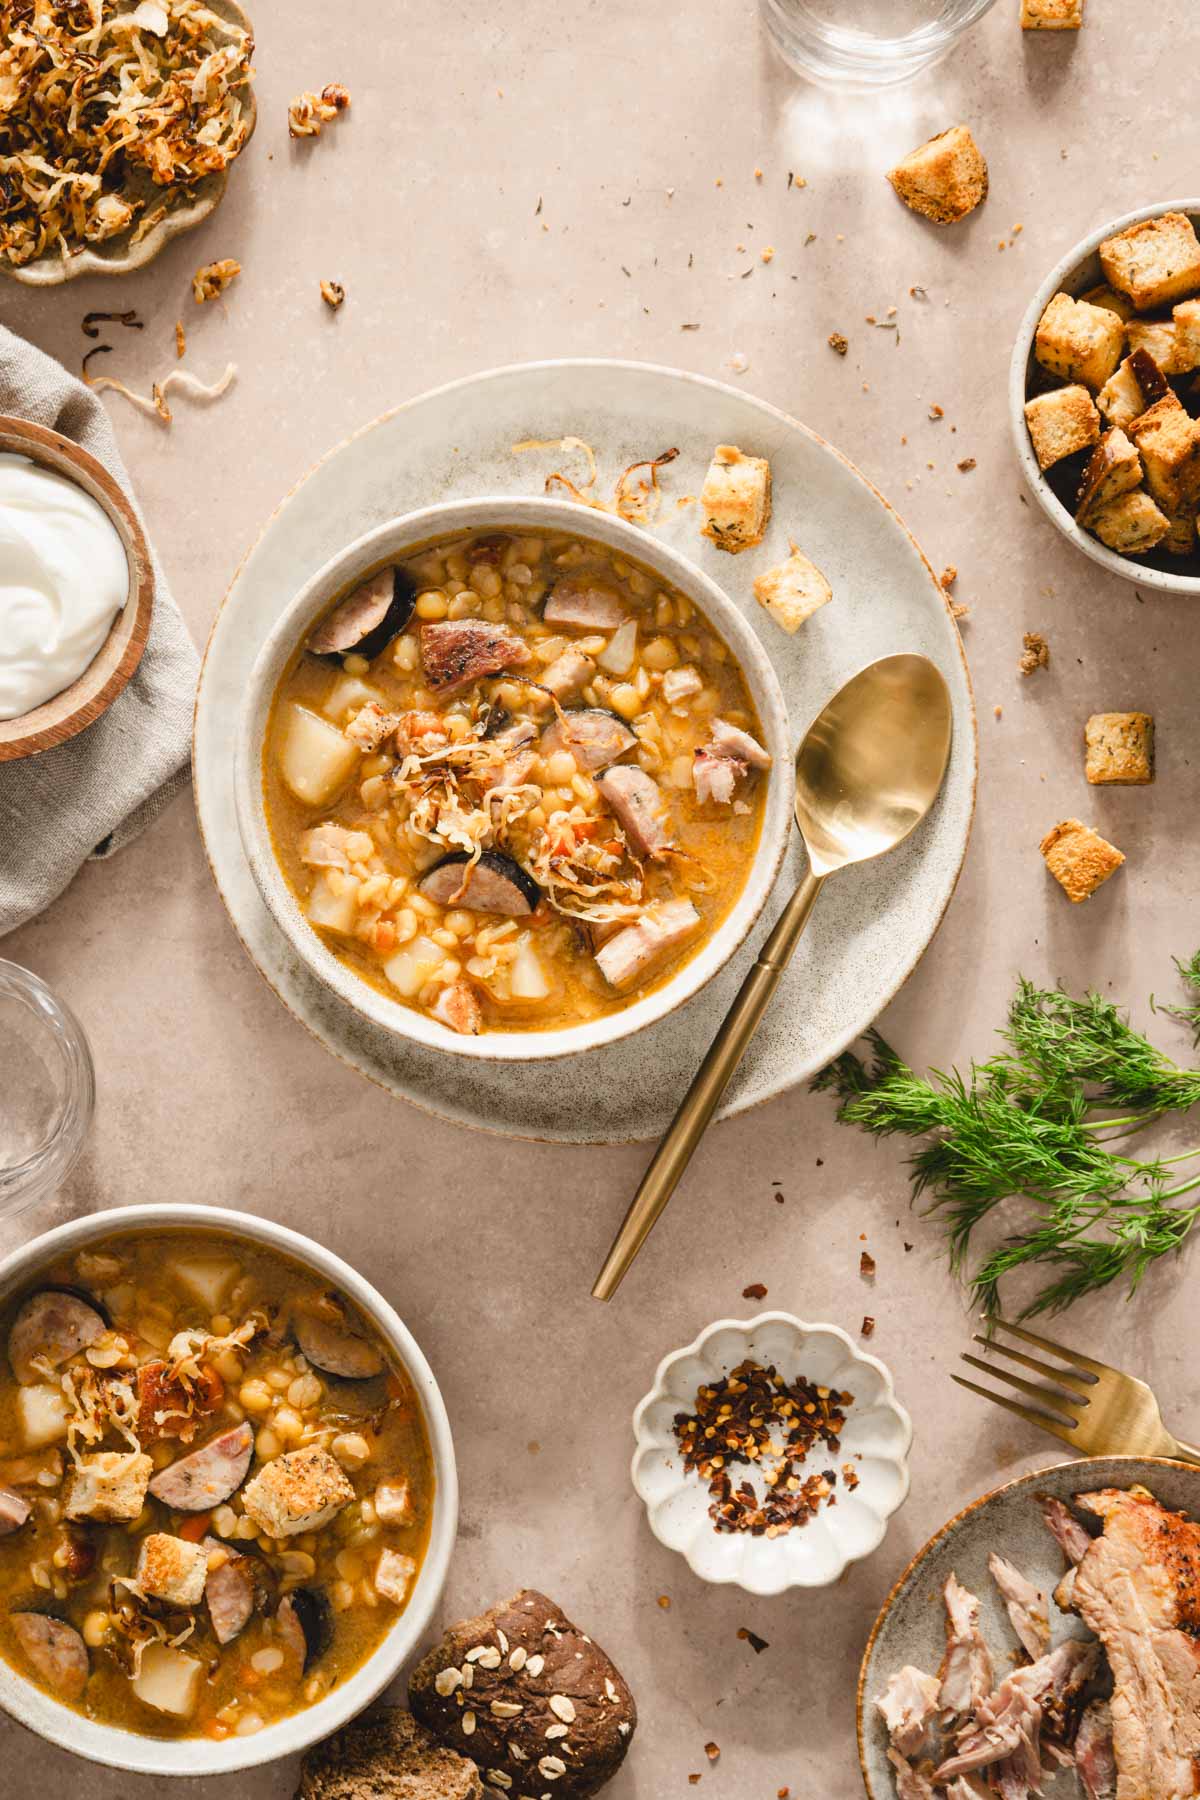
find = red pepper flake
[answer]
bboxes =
[742,1283,768,1301]
[705,1743,721,1763]
[673,1360,851,1537]
[860,1251,876,1280]
[737,1626,770,1653]
[861,1316,875,1338]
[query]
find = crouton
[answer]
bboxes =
[1162,503,1198,556]
[1084,712,1154,785]
[64,1450,152,1524]
[241,1447,354,1539]
[1080,285,1133,322]
[1024,385,1100,470]
[1099,211,1200,312]
[699,445,771,553]
[1040,819,1125,903]
[1173,298,1200,367]
[752,542,832,633]
[1096,358,1148,430]
[374,1548,416,1606]
[1075,429,1142,522]
[1088,489,1171,554]
[1125,318,1197,376]
[887,125,988,225]
[1034,292,1125,390]
[136,1532,209,1607]
[1128,393,1200,511]
[1021,0,1084,24]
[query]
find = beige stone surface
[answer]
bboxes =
[3,1,1200,1795]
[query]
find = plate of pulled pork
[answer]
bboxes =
[857,1456,1200,1800]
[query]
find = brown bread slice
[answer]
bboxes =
[296,1709,483,1800]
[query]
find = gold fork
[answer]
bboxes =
[953,1316,1200,1463]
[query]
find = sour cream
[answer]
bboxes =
[0,452,130,720]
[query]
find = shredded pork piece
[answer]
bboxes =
[0,0,254,270]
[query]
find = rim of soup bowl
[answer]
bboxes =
[234,495,793,1063]
[0,1203,458,1776]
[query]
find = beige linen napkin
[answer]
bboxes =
[0,323,197,936]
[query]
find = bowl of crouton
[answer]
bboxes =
[1011,200,1200,593]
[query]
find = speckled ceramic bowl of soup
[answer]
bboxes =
[0,1204,457,1776]
[234,496,793,1062]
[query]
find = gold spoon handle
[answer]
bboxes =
[592,869,826,1301]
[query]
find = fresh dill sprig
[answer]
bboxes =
[812,955,1200,1318]
[1152,951,1200,1048]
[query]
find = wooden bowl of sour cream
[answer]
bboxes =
[0,417,154,762]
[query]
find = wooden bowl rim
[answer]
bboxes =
[0,416,155,762]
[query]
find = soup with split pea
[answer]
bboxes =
[0,1230,433,1739]
[263,526,774,1038]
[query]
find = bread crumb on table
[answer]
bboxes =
[1019,631,1050,676]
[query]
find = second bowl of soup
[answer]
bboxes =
[236,497,792,1061]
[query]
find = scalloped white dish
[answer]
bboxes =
[631,1312,911,1595]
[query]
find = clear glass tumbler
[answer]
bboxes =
[761,0,998,87]
[0,959,94,1222]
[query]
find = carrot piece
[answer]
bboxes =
[178,1511,212,1542]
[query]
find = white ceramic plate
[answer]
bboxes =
[631,1312,911,1595]
[856,1456,1200,1800]
[194,359,977,1144]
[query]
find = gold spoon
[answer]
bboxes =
[592,652,954,1302]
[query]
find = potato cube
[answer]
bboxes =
[1099,211,1200,312]
[1024,386,1100,470]
[135,1533,209,1606]
[1040,819,1125,903]
[278,702,360,806]
[887,125,988,225]
[16,1385,69,1449]
[374,1479,415,1526]
[168,1256,238,1313]
[1034,293,1125,390]
[374,1548,416,1606]
[700,445,771,553]
[64,1451,152,1524]
[752,543,833,634]
[1084,712,1154,785]
[1021,0,1084,24]
[1075,429,1142,522]
[1088,490,1170,554]
[131,1642,204,1718]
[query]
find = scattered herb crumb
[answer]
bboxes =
[928,403,944,421]
[1019,631,1050,676]
[940,565,957,588]
[705,1743,721,1763]
[828,332,848,355]
[174,319,186,359]
[860,1250,876,1280]
[81,309,142,340]
[909,285,928,300]
[957,457,977,473]
[804,232,816,246]
[320,279,345,310]
[681,322,701,331]
[736,1626,770,1653]
[656,1594,671,1610]
[688,1778,702,1788]
[861,1316,875,1337]
[742,1283,767,1301]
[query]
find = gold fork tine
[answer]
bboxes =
[990,1316,1113,1379]
[959,1353,1081,1423]
[971,1334,1096,1399]
[950,1374,1083,1450]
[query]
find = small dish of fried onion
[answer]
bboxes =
[0,0,256,286]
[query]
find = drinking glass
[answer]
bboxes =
[0,959,94,1221]
[762,0,998,87]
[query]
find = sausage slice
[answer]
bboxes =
[11,1613,89,1702]
[307,569,416,660]
[148,1422,254,1512]
[9,1290,106,1385]
[540,709,637,774]
[0,1487,30,1535]
[293,1304,384,1381]
[418,850,540,916]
